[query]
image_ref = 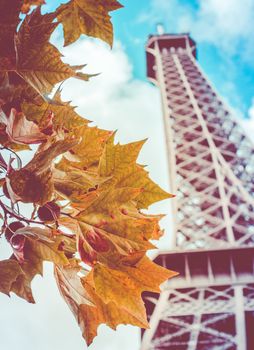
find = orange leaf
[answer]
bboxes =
[55,261,149,346]
[92,257,177,323]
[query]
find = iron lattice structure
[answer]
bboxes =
[141,34,254,350]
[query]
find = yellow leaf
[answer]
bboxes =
[15,8,90,95]
[11,231,74,302]
[70,126,112,168]
[99,136,146,177]
[78,274,149,345]
[0,256,41,303]
[26,236,69,266]
[93,257,177,322]
[53,167,104,203]
[22,90,89,132]
[57,0,123,46]
[99,135,173,208]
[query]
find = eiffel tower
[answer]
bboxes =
[141,33,254,350]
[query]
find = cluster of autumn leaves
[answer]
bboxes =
[0,0,176,346]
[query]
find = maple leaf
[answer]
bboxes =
[1,7,90,96]
[10,255,42,303]
[7,137,78,204]
[0,108,47,144]
[57,0,123,47]
[57,134,171,268]
[92,257,177,326]
[0,0,22,58]
[99,135,173,208]
[11,228,75,302]
[0,259,24,295]
[53,166,105,203]
[55,261,94,310]
[25,236,70,266]
[62,126,112,170]
[0,257,37,303]
[22,89,89,132]
[61,258,176,345]
[81,278,149,345]
[55,262,148,346]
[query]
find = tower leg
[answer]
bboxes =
[234,286,247,350]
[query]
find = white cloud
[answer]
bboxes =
[0,39,174,350]
[249,100,254,120]
[191,0,254,59]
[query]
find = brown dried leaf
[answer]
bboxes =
[55,261,94,311]
[10,254,42,303]
[0,259,24,295]
[0,108,47,145]
[7,137,78,204]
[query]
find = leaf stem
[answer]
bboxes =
[0,199,48,226]
[0,147,22,170]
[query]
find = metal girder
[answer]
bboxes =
[142,34,254,350]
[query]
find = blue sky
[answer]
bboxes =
[1,1,254,350]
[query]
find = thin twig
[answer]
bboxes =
[0,146,22,169]
[0,200,49,226]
